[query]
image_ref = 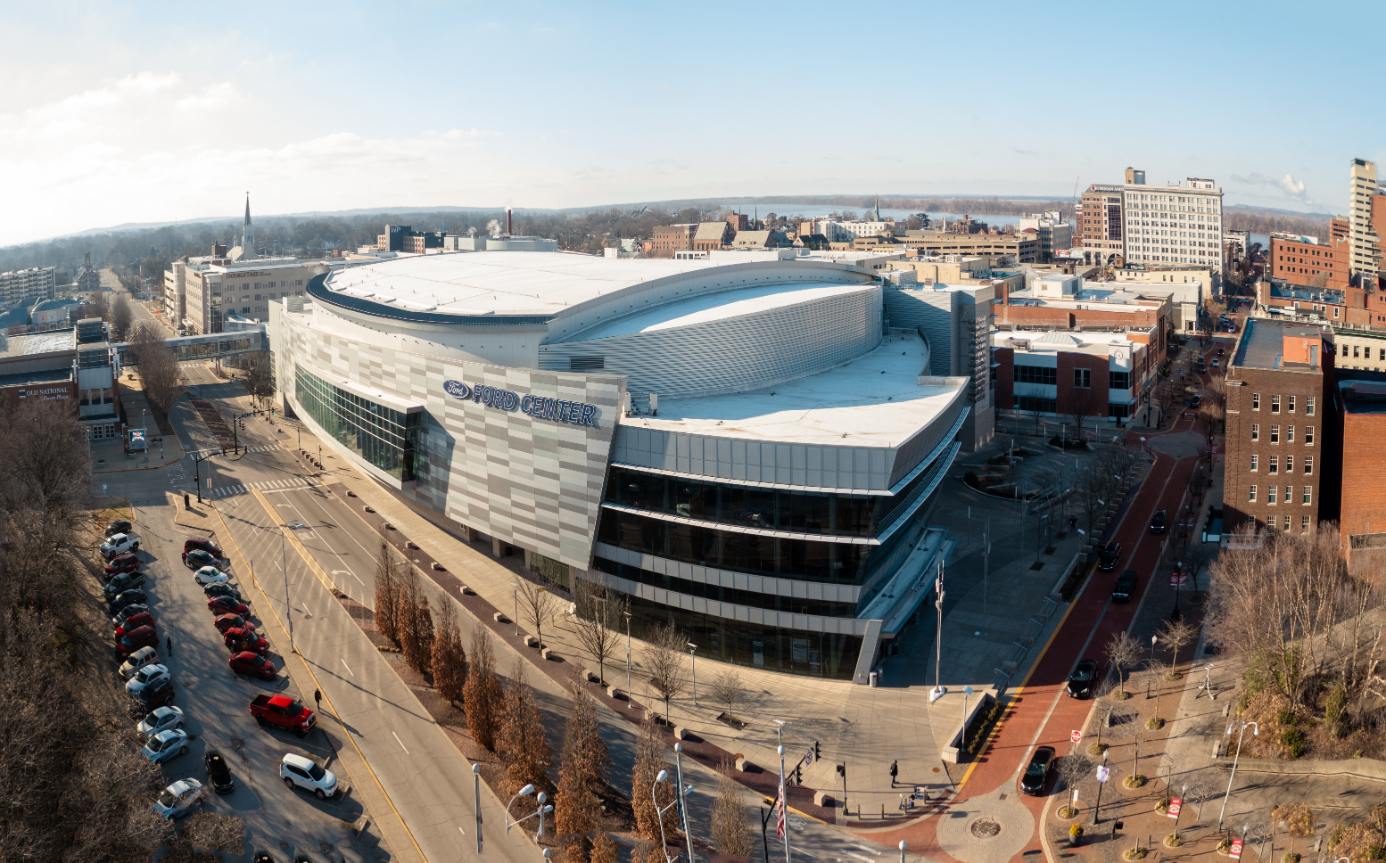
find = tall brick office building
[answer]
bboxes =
[1223,319,1334,535]
[1335,379,1386,570]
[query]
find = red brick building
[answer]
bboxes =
[1222,319,1332,535]
[1335,379,1386,568]
[650,224,697,258]
[1268,233,1350,291]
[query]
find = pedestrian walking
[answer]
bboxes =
[314,688,322,712]
[166,635,173,657]
[890,760,898,786]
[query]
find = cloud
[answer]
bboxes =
[1014,148,1039,156]
[176,82,240,110]
[1231,171,1318,208]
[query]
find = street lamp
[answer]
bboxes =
[279,519,307,652]
[624,609,633,710]
[1146,635,1158,698]
[899,840,907,863]
[504,783,553,838]
[1217,720,1259,831]
[688,643,698,706]
[674,743,697,863]
[929,565,946,703]
[510,582,519,637]
[1093,750,1110,824]
[652,769,691,863]
[471,764,482,854]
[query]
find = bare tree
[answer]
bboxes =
[497,661,553,795]
[591,833,619,863]
[110,293,133,339]
[241,351,274,404]
[373,541,402,645]
[644,622,686,724]
[464,630,503,751]
[1113,721,1151,785]
[398,566,435,676]
[1065,381,1101,442]
[554,675,611,862]
[431,600,467,707]
[126,323,180,413]
[570,575,623,686]
[0,396,89,531]
[84,290,109,324]
[516,575,561,651]
[1088,677,1117,753]
[710,761,754,858]
[1105,632,1141,698]
[1159,618,1197,673]
[707,668,745,719]
[631,715,678,855]
[1054,745,1089,815]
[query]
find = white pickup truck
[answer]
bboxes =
[100,532,142,559]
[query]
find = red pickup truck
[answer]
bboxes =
[249,694,316,738]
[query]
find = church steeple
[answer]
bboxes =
[874,196,882,222]
[240,192,256,259]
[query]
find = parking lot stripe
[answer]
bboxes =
[341,659,354,677]
[392,732,410,755]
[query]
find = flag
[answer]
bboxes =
[775,779,787,840]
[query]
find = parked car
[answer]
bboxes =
[230,651,276,681]
[1020,746,1055,795]
[1113,569,1139,603]
[105,519,133,537]
[140,729,189,766]
[185,549,219,570]
[280,752,338,800]
[204,582,242,600]
[119,645,159,678]
[183,537,223,561]
[1149,510,1168,534]
[1195,359,1207,373]
[193,565,230,586]
[103,553,141,580]
[137,706,185,742]
[108,590,148,615]
[204,749,234,795]
[1189,394,1202,409]
[1067,659,1098,698]
[115,611,156,637]
[214,614,254,635]
[112,603,151,627]
[126,663,171,696]
[1217,347,1225,357]
[1211,359,1220,368]
[100,532,142,560]
[129,675,176,711]
[1097,541,1121,571]
[103,569,148,599]
[152,778,204,820]
[225,629,270,656]
[250,694,316,737]
[115,625,159,660]
[208,596,250,616]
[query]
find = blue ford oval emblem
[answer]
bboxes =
[443,380,471,400]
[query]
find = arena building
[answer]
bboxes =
[268,248,971,682]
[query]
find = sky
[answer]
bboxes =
[2,0,1384,247]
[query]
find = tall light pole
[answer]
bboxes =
[1217,720,1259,831]
[624,609,633,710]
[1093,751,1110,824]
[1146,635,1159,698]
[929,564,946,702]
[898,840,907,863]
[504,783,552,837]
[279,519,305,652]
[472,763,482,854]
[688,643,698,706]
[652,769,690,863]
[674,743,697,863]
[510,582,519,637]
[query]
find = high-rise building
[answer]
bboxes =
[1076,185,1124,264]
[1018,211,1073,263]
[1120,172,1223,270]
[0,266,56,308]
[1348,158,1384,279]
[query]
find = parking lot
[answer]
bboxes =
[113,500,390,862]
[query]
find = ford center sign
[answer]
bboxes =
[444,380,600,428]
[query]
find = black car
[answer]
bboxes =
[1097,541,1121,571]
[105,519,133,537]
[108,589,148,613]
[204,749,234,795]
[130,675,175,710]
[1020,746,1055,795]
[1217,347,1225,357]
[1067,659,1098,698]
[103,569,147,599]
[1189,395,1201,409]
[1149,510,1168,534]
[184,549,217,569]
[1113,569,1138,603]
[112,603,151,626]
[204,582,242,600]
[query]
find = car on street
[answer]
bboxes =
[137,706,185,742]
[185,549,219,570]
[1097,541,1121,571]
[105,519,133,537]
[115,625,159,660]
[280,752,338,800]
[103,569,147,599]
[1211,359,1220,368]
[112,603,151,626]
[225,629,270,655]
[129,675,176,711]
[103,552,141,580]
[1149,510,1167,534]
[152,778,204,820]
[208,596,250,616]
[115,611,156,637]
[1113,569,1139,603]
[119,645,159,678]
[1020,746,1055,795]
[108,591,148,615]
[193,565,230,586]
[140,729,189,766]
[1217,347,1225,357]
[229,651,276,681]
[251,694,316,737]
[100,532,142,560]
[203,582,242,600]
[1189,394,1201,409]
[126,663,171,696]
[214,614,254,635]
[183,537,223,561]
[1067,659,1098,698]
[204,749,234,794]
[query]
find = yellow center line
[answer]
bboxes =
[211,498,428,863]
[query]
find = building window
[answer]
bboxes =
[1249,485,1257,502]
[1268,486,1277,504]
[1269,456,1278,474]
[1251,424,1259,441]
[294,365,420,482]
[1285,456,1293,473]
[1305,426,1314,445]
[1288,395,1295,412]
[1015,365,1058,385]
[269,292,276,299]
[1303,486,1312,505]
[1016,396,1058,413]
[1283,515,1292,531]
[1109,370,1130,390]
[1289,426,1297,443]
[1302,515,1310,533]
[1252,393,1260,410]
[1074,368,1091,388]
[1306,397,1315,415]
[1250,454,1258,471]
[1270,425,1279,444]
[1305,456,1313,475]
[1271,395,1280,413]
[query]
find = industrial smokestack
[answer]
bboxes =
[506,208,513,236]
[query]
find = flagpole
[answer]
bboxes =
[778,743,791,862]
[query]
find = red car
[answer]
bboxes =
[104,553,140,580]
[207,596,250,616]
[229,651,276,681]
[182,537,223,562]
[115,611,155,636]
[115,624,158,659]
[213,614,254,635]
[224,629,270,655]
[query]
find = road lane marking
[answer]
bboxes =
[392,732,410,755]
[341,659,354,677]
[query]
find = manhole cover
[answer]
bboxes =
[971,817,1002,838]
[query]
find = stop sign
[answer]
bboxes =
[1071,730,1082,743]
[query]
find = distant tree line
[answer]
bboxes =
[1222,209,1331,238]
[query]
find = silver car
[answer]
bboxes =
[141,729,189,765]
[136,706,185,742]
[152,778,204,819]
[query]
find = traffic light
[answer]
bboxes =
[792,764,801,785]
[814,741,821,760]
[836,763,846,779]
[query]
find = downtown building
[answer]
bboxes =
[1076,168,1224,273]
[0,266,56,309]
[267,247,972,682]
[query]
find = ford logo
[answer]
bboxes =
[443,380,471,400]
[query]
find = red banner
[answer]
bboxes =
[1167,797,1182,818]
[1230,838,1243,858]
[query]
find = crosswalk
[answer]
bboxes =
[209,477,319,498]
[187,444,283,458]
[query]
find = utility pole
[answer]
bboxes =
[930,563,946,702]
[1217,721,1259,831]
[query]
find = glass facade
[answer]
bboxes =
[295,366,420,481]
[592,557,858,618]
